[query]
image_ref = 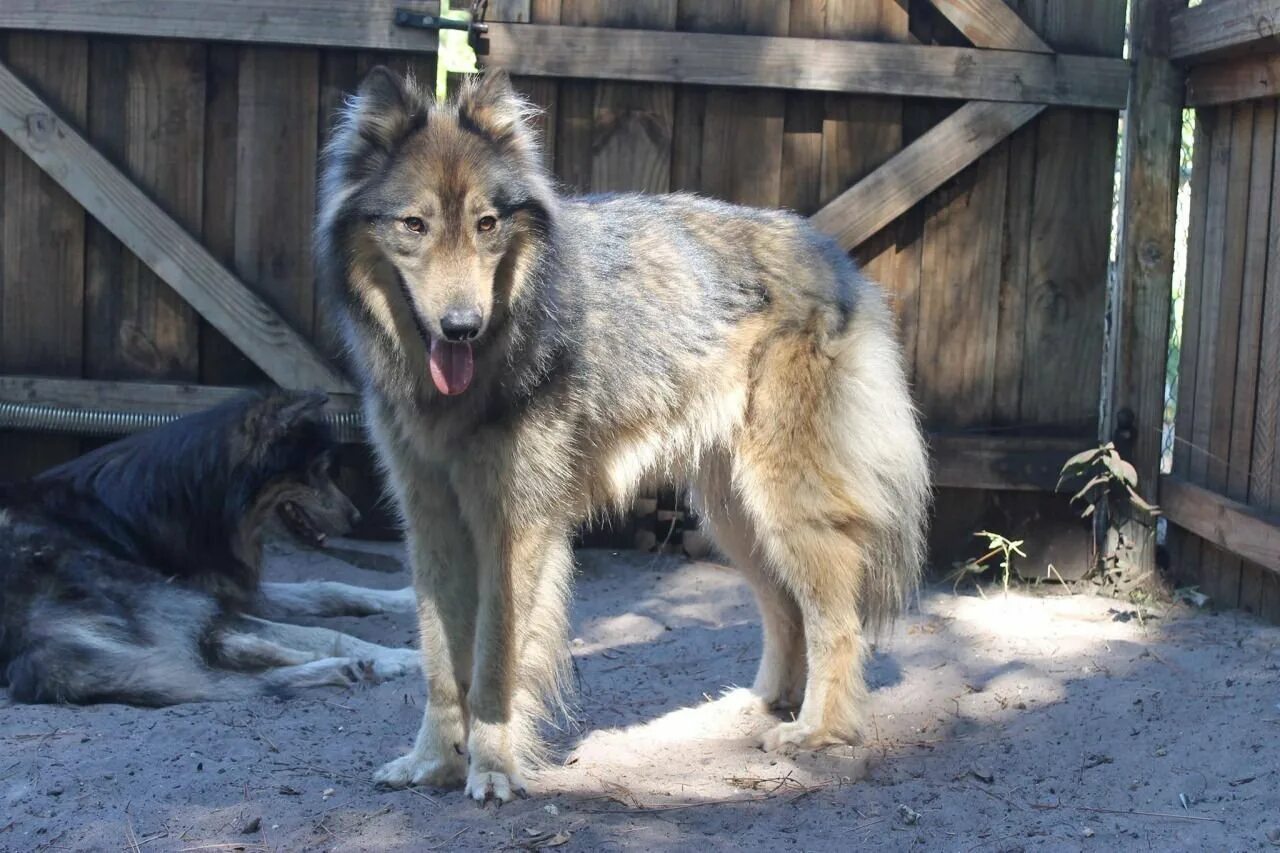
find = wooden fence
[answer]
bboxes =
[0,1,1140,574]
[1160,0,1280,622]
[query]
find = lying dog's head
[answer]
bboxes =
[234,392,360,552]
[319,67,554,396]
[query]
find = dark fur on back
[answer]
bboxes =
[0,391,351,705]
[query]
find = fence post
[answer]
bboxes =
[1106,0,1186,578]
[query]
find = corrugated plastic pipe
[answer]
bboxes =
[0,400,366,443]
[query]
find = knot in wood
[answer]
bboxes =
[25,111,54,142]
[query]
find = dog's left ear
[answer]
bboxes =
[249,392,329,445]
[456,69,538,158]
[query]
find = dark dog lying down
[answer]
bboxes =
[0,391,418,706]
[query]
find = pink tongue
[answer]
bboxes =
[428,339,474,396]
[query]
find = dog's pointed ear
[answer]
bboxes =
[456,69,536,154]
[247,392,329,445]
[349,66,423,151]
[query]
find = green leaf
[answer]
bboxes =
[1102,454,1139,487]
[1060,447,1104,473]
[1071,475,1110,504]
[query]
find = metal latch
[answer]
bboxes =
[395,1,490,51]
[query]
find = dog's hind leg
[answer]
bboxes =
[692,455,805,710]
[730,309,928,751]
[230,615,419,681]
[257,582,415,618]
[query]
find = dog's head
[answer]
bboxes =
[319,67,553,396]
[235,392,360,549]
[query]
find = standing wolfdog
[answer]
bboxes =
[316,67,930,802]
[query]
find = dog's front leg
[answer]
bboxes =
[372,471,477,791]
[464,517,571,804]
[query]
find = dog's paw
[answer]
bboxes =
[465,769,528,805]
[760,721,844,752]
[370,650,421,682]
[373,751,467,789]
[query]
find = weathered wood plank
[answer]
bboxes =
[1202,102,1256,606]
[0,57,350,393]
[931,434,1094,491]
[234,48,320,343]
[820,1,910,311]
[0,0,441,52]
[1229,101,1277,614]
[560,1,676,194]
[1106,0,1185,577]
[85,39,204,383]
[1161,475,1280,575]
[1169,0,1280,63]
[480,22,1130,107]
[0,374,356,414]
[928,0,1051,53]
[811,100,1043,251]
[1254,100,1280,516]
[0,33,87,477]
[915,145,1007,429]
[682,1,789,208]
[1188,54,1280,107]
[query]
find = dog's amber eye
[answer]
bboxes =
[477,215,498,233]
[401,216,426,233]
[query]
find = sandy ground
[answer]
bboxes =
[2,543,1278,852]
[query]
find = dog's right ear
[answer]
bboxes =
[349,66,423,151]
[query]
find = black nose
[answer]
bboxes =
[440,308,483,342]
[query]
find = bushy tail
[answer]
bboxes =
[831,289,932,636]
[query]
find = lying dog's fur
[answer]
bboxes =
[0,391,418,706]
[317,67,930,803]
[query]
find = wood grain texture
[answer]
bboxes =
[929,0,1052,52]
[0,33,87,476]
[480,22,1130,107]
[810,100,1043,251]
[559,1,676,194]
[1161,475,1280,575]
[1169,0,1280,62]
[1017,0,1125,434]
[915,147,1008,428]
[0,0,441,52]
[1253,102,1280,517]
[85,39,204,383]
[680,0,789,207]
[931,434,1095,491]
[1107,0,1185,575]
[0,55,350,393]
[0,375,358,414]
[1188,54,1280,107]
[233,47,322,355]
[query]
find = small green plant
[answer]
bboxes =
[1056,442,1158,519]
[948,530,1027,596]
[1057,442,1160,590]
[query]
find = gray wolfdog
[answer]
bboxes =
[0,392,418,706]
[316,67,930,803]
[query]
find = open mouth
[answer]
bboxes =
[278,500,328,548]
[428,338,475,396]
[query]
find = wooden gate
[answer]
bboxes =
[0,1,1135,574]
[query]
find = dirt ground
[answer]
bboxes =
[3,542,1278,852]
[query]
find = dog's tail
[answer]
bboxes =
[829,284,932,636]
